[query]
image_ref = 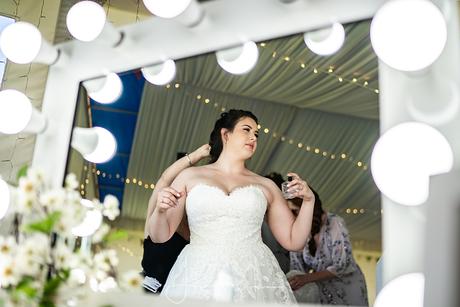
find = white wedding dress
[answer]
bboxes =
[161,184,297,304]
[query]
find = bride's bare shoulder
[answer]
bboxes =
[178,164,212,178]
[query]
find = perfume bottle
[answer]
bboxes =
[281,176,295,199]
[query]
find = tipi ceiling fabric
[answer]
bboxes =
[121,20,381,251]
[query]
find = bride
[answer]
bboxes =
[148,109,315,304]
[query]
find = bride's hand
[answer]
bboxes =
[188,144,211,164]
[286,172,314,202]
[156,187,183,212]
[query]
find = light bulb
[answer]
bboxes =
[216,41,259,75]
[371,122,453,206]
[72,209,103,237]
[84,73,123,104]
[0,177,10,220]
[0,89,32,134]
[370,0,447,72]
[141,60,176,85]
[0,22,42,64]
[72,127,117,164]
[66,1,107,42]
[304,22,345,56]
[143,0,192,18]
[374,273,424,307]
[80,199,95,208]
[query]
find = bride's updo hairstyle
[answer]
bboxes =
[208,109,258,163]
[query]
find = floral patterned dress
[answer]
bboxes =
[290,213,368,306]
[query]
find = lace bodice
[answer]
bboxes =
[186,184,267,247]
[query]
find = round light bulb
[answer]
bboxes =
[216,41,259,75]
[72,209,103,237]
[0,22,42,64]
[0,177,10,220]
[66,1,107,42]
[371,122,453,206]
[80,199,94,208]
[374,273,424,307]
[141,60,176,85]
[143,0,192,18]
[83,127,117,163]
[304,22,345,56]
[0,89,33,134]
[370,0,447,72]
[87,73,123,104]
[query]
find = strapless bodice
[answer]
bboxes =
[185,184,267,247]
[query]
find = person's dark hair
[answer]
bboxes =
[208,109,258,163]
[264,172,284,189]
[308,188,324,256]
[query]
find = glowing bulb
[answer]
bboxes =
[66,1,107,42]
[371,122,453,206]
[72,209,103,237]
[141,60,176,85]
[0,22,42,64]
[375,273,424,307]
[80,199,94,208]
[0,177,10,220]
[370,0,447,72]
[304,23,345,56]
[143,0,192,18]
[72,127,117,164]
[84,73,123,104]
[216,41,259,75]
[0,89,32,134]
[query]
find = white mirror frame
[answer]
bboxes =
[31,0,460,305]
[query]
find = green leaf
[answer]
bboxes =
[40,269,70,307]
[14,278,37,299]
[104,229,128,244]
[23,211,62,234]
[16,165,29,181]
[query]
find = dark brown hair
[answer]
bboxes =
[208,109,258,163]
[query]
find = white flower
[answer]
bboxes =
[102,195,120,221]
[16,191,37,214]
[0,256,19,287]
[120,270,143,292]
[26,168,45,187]
[16,246,42,277]
[39,189,65,212]
[15,235,50,277]
[53,243,75,271]
[69,251,93,276]
[22,234,50,262]
[0,236,16,257]
[92,223,110,243]
[91,199,104,211]
[97,276,117,293]
[89,276,118,293]
[94,249,118,272]
[67,190,82,207]
[65,173,79,191]
[18,177,37,196]
[68,268,87,287]
[55,202,86,237]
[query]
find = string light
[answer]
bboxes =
[102,82,370,181]
[345,208,371,215]
[258,42,378,94]
[190,91,369,170]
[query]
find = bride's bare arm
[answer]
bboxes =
[144,144,210,237]
[266,173,315,251]
[148,168,191,243]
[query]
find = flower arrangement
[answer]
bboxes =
[0,168,142,307]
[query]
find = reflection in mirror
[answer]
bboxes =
[66,19,380,306]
